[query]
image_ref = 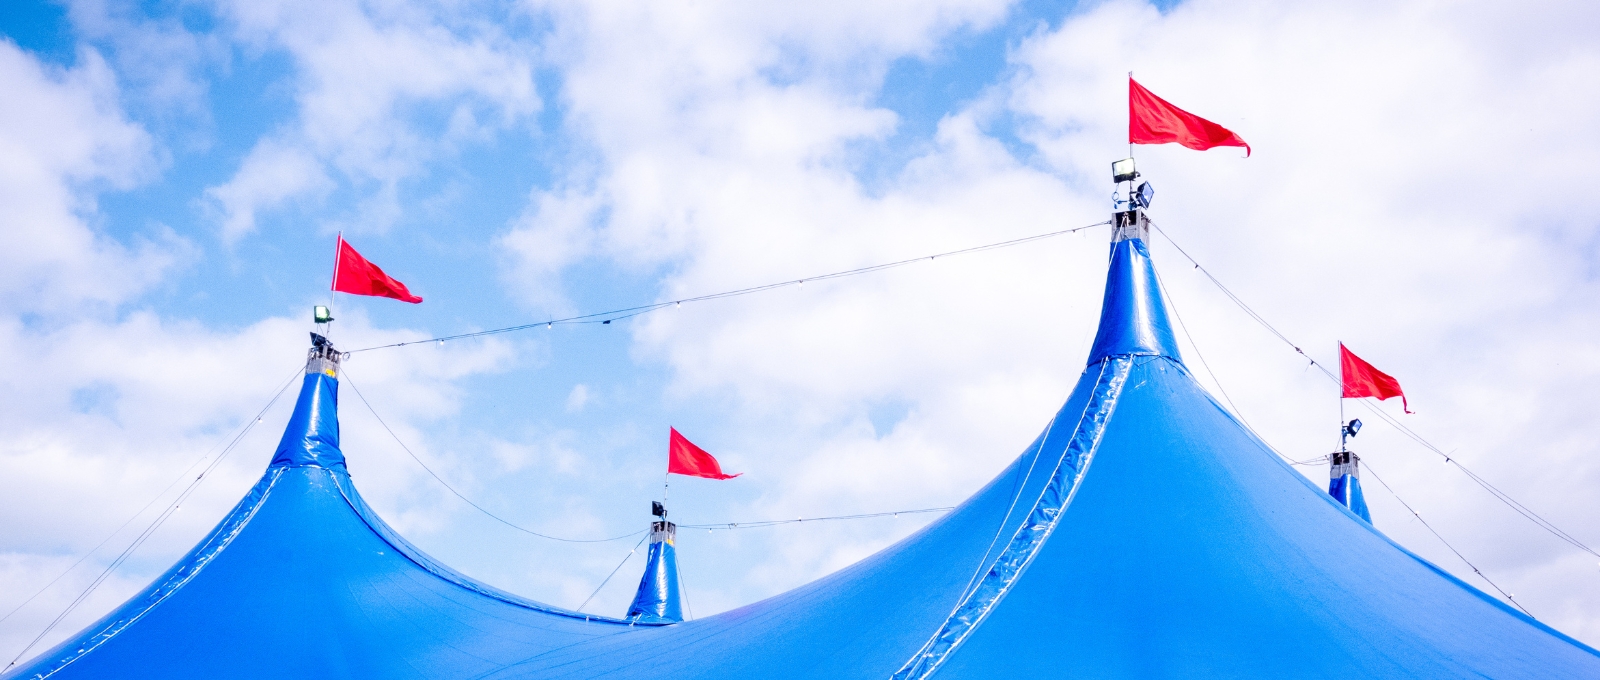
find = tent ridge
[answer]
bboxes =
[327,470,641,625]
[893,354,1134,680]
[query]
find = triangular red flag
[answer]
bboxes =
[332,236,423,303]
[1129,77,1250,156]
[668,428,740,480]
[1340,343,1411,413]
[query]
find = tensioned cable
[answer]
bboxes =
[345,372,957,541]
[1148,220,1600,561]
[345,363,953,544]
[1153,263,1254,431]
[5,366,304,672]
[1361,460,1534,617]
[346,365,958,541]
[679,563,695,621]
[341,368,645,544]
[576,533,649,613]
[347,221,1111,353]
[678,507,953,531]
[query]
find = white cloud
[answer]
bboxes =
[201,0,541,239]
[65,0,220,125]
[565,383,589,412]
[205,139,333,243]
[0,40,177,313]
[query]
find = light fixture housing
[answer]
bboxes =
[1344,418,1363,438]
[1111,157,1139,183]
[314,305,334,324]
[1134,181,1155,209]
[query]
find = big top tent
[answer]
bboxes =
[7,209,1599,679]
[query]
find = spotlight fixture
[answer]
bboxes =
[314,305,334,324]
[1134,181,1155,209]
[1111,157,1139,183]
[1343,419,1363,439]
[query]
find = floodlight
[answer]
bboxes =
[1111,158,1139,183]
[314,305,334,323]
[1344,419,1362,439]
[652,501,667,518]
[1134,181,1155,209]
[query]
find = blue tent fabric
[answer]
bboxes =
[9,230,1600,679]
[269,369,345,470]
[626,522,683,623]
[1329,470,1372,523]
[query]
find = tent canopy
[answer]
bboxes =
[9,226,1599,679]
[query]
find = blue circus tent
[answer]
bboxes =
[9,210,1600,679]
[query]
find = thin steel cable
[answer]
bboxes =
[5,366,303,671]
[345,367,962,542]
[677,506,953,530]
[576,534,648,613]
[678,555,695,621]
[1152,260,1252,429]
[347,221,1111,353]
[1148,219,1600,561]
[1361,461,1534,617]
[340,368,645,544]
[1348,399,1598,557]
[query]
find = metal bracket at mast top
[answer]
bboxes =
[1111,208,1150,243]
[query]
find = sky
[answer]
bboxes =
[3,0,1600,660]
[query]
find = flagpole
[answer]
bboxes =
[327,232,343,339]
[1337,342,1345,453]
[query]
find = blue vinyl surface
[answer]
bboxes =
[626,529,683,623]
[1329,473,1372,523]
[9,236,1599,679]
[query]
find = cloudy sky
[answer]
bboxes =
[4,0,1600,659]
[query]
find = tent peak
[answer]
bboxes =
[269,334,345,470]
[1086,208,1183,365]
[627,519,683,623]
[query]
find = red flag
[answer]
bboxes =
[668,428,740,480]
[1129,77,1250,156]
[1340,343,1411,413]
[332,235,423,303]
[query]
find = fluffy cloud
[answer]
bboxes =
[205,0,540,240]
[0,40,175,313]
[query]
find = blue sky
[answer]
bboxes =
[5,0,1600,659]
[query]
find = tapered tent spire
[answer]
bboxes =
[626,520,683,623]
[1088,209,1182,365]
[269,333,345,470]
[1328,451,1371,522]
